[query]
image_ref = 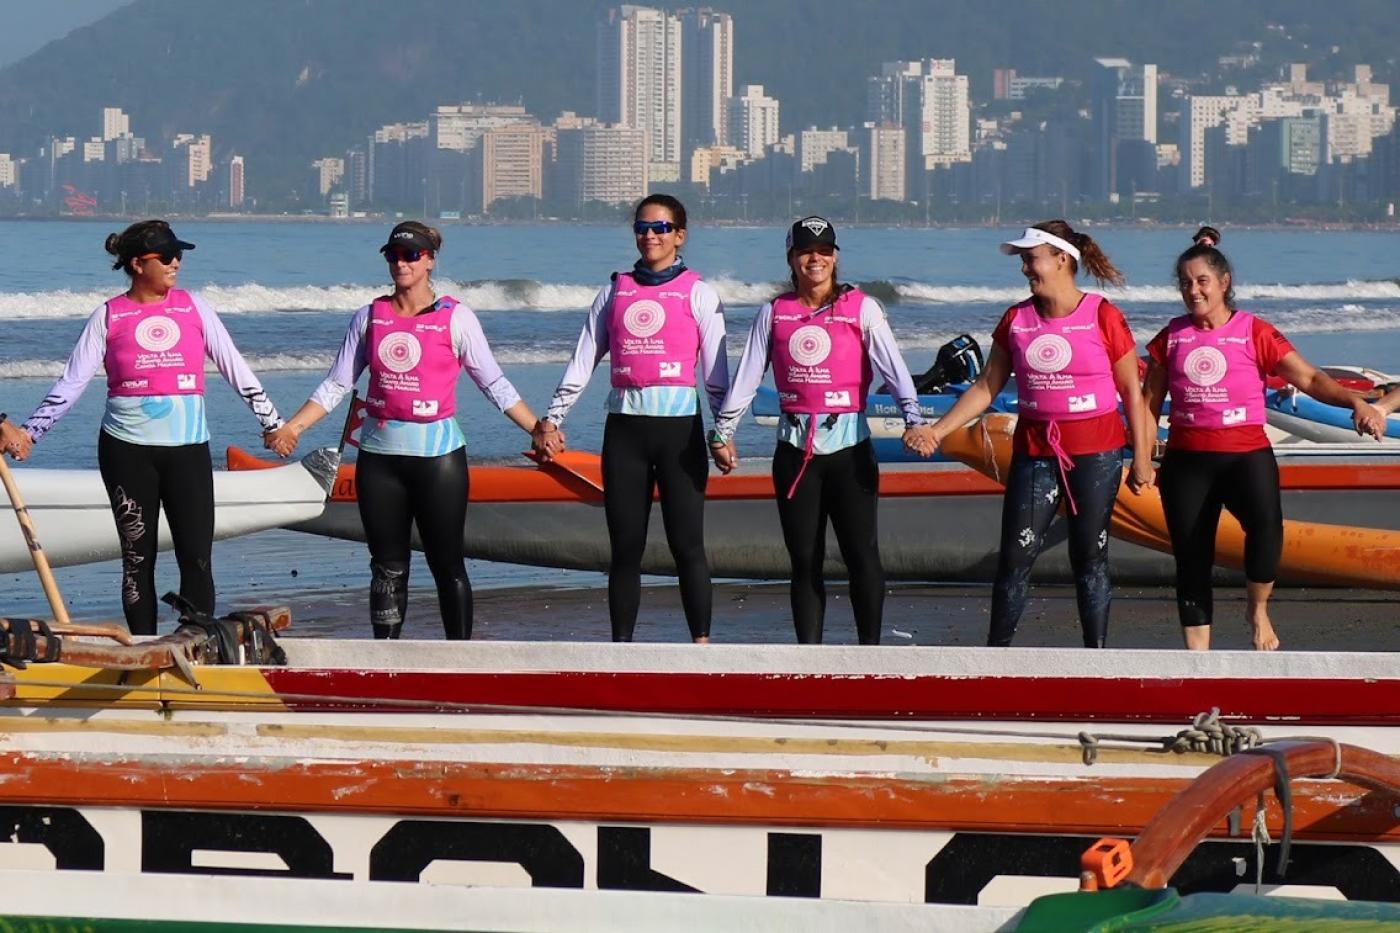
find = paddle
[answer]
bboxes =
[523,449,606,495]
[0,454,74,628]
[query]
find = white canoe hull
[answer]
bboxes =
[0,448,338,572]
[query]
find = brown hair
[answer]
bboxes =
[389,220,443,253]
[1031,220,1125,287]
[104,219,173,276]
[1175,243,1236,309]
[634,193,687,229]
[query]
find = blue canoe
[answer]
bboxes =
[1265,388,1400,443]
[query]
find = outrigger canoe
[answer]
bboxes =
[0,620,1394,917]
[229,442,1400,587]
[0,449,339,573]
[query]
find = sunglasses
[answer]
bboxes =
[136,250,182,265]
[384,248,429,264]
[633,220,677,236]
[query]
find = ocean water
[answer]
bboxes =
[2,219,1399,632]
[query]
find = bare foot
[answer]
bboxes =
[1249,615,1280,651]
[694,635,710,645]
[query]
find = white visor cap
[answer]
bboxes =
[999,227,1081,263]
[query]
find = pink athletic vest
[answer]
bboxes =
[608,271,702,389]
[364,297,460,423]
[1007,293,1117,421]
[1164,310,1266,429]
[104,288,206,397]
[770,288,869,414]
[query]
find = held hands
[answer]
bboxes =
[709,437,738,474]
[1353,400,1386,441]
[530,419,566,462]
[264,423,300,459]
[0,421,32,461]
[1125,457,1157,496]
[902,423,939,459]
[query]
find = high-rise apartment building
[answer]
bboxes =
[431,105,532,151]
[1181,95,1258,189]
[869,59,970,181]
[479,123,546,209]
[798,127,850,174]
[555,124,647,205]
[228,155,245,207]
[860,123,905,201]
[1092,58,1158,198]
[101,108,130,142]
[310,158,345,198]
[0,154,17,189]
[681,8,733,152]
[725,84,779,159]
[597,5,683,180]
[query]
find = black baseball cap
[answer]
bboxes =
[786,216,839,252]
[379,222,437,254]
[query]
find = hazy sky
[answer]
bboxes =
[0,0,129,68]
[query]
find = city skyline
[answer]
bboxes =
[0,3,1397,223]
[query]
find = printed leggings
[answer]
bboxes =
[602,413,711,641]
[97,431,215,636]
[357,447,471,640]
[1159,447,1283,629]
[772,440,884,645]
[989,450,1122,648]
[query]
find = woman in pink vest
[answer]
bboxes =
[1143,242,1377,651]
[925,221,1156,648]
[18,220,285,634]
[713,217,934,644]
[537,195,728,643]
[268,222,549,639]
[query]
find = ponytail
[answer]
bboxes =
[1032,220,1125,287]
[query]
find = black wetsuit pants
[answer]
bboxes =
[97,431,215,636]
[1159,447,1283,629]
[772,440,883,645]
[357,447,471,640]
[602,413,711,642]
[989,450,1121,648]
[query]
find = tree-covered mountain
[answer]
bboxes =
[1,0,1396,200]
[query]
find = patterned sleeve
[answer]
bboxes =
[309,305,371,412]
[452,304,522,413]
[1252,317,1296,374]
[22,304,109,442]
[194,294,283,432]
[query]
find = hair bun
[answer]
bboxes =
[104,233,122,255]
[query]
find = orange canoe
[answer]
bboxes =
[940,415,1400,590]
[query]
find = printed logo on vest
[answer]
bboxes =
[1025,334,1072,373]
[378,332,423,374]
[177,374,197,390]
[622,300,666,338]
[824,390,851,408]
[1183,346,1228,387]
[788,325,832,365]
[134,317,181,352]
[1068,393,1097,413]
[412,399,439,417]
[1222,406,1247,425]
[659,361,682,378]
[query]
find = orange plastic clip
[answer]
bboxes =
[1080,837,1133,891]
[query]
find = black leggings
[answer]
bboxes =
[1159,447,1283,629]
[772,440,883,645]
[988,450,1122,648]
[602,413,711,641]
[97,431,214,636]
[357,447,471,639]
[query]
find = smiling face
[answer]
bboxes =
[1178,256,1231,321]
[789,244,837,295]
[1018,243,1072,297]
[130,252,181,293]
[633,203,686,269]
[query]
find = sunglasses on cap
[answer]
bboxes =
[136,250,183,265]
[384,248,430,264]
[633,220,677,236]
